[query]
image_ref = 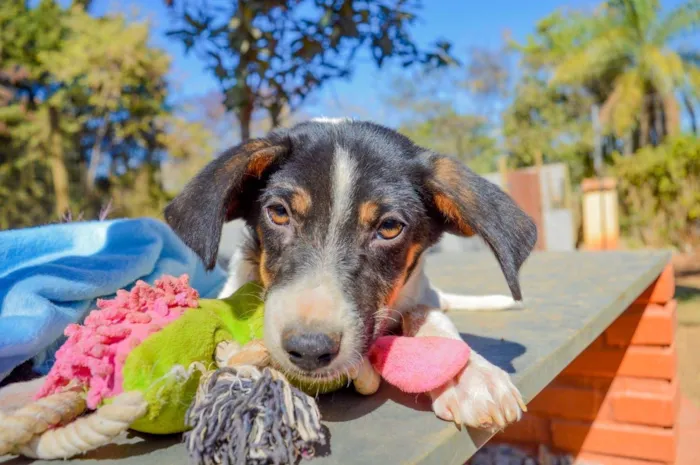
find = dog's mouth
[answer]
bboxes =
[269,358,362,389]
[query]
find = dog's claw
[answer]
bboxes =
[488,403,507,429]
[504,403,519,424]
[429,352,524,433]
[449,397,462,426]
[517,396,528,413]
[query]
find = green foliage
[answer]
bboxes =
[385,49,508,174]
[502,75,595,183]
[614,136,700,249]
[503,0,700,190]
[513,0,700,153]
[165,0,456,140]
[398,111,499,174]
[0,1,214,229]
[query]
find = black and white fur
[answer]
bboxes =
[164,118,537,431]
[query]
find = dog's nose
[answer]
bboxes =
[282,331,341,371]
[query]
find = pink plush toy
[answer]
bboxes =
[370,335,471,393]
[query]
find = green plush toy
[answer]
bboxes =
[120,286,267,433]
[24,275,328,462]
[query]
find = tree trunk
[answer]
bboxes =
[653,95,664,145]
[663,95,679,137]
[48,106,70,217]
[268,106,281,130]
[623,131,633,156]
[683,93,697,134]
[239,104,252,142]
[639,98,649,147]
[86,116,110,192]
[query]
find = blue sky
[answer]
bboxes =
[84,0,693,126]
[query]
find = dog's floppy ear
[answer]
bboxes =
[422,152,537,301]
[165,136,290,269]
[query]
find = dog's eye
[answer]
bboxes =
[266,204,290,226]
[377,219,404,240]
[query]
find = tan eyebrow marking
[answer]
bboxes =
[359,201,380,227]
[290,186,312,215]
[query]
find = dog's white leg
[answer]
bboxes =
[436,290,522,311]
[217,246,258,298]
[401,306,526,431]
[394,257,522,312]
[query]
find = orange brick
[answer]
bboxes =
[552,420,677,462]
[563,343,676,380]
[574,452,665,465]
[618,345,677,379]
[605,300,676,347]
[528,385,606,421]
[553,374,616,391]
[612,377,677,394]
[610,379,679,427]
[496,413,551,444]
[635,264,675,305]
[587,334,606,350]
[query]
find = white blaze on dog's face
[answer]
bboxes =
[164,120,537,381]
[262,146,364,377]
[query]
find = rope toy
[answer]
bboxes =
[0,275,472,463]
[0,389,86,456]
[185,366,324,465]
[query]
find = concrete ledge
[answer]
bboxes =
[0,251,671,465]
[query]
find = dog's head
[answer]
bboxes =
[165,119,536,381]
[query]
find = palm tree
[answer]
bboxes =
[551,0,700,153]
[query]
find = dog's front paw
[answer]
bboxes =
[429,352,526,432]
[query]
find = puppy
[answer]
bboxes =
[164,118,537,431]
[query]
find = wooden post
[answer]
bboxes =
[563,163,573,212]
[581,178,620,250]
[534,150,543,171]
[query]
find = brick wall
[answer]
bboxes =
[495,264,677,464]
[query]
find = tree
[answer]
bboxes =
[0,0,73,219]
[0,1,215,228]
[165,0,456,141]
[383,47,510,173]
[399,110,499,174]
[521,0,700,153]
[461,44,513,126]
[502,75,596,182]
[41,8,171,191]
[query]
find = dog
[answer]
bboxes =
[164,118,537,431]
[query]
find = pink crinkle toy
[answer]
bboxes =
[37,275,199,409]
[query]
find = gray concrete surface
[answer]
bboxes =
[0,250,670,465]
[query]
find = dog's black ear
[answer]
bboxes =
[422,152,537,301]
[165,136,290,269]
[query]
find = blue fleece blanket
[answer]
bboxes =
[0,218,227,382]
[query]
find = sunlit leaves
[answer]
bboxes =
[613,135,700,248]
[547,0,699,141]
[0,1,215,228]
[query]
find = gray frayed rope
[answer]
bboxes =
[184,366,326,465]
